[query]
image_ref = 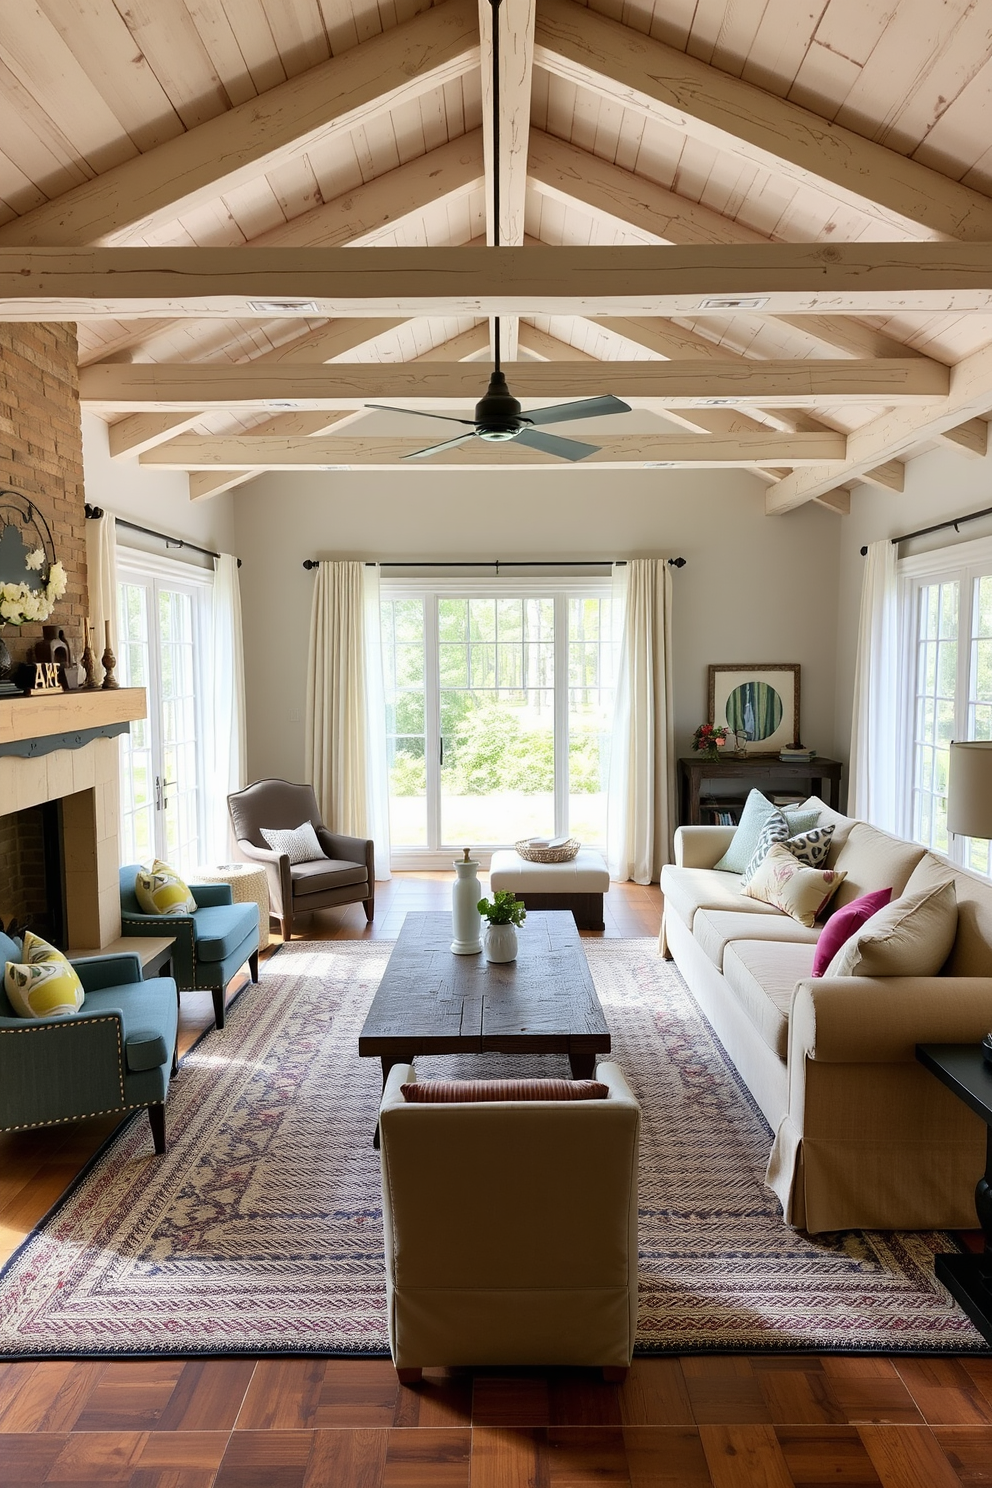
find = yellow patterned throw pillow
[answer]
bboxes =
[5,931,85,1019]
[135,859,197,915]
[742,843,847,928]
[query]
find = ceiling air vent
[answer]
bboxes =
[697,296,769,311]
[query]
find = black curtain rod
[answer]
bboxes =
[302,557,687,571]
[860,503,992,556]
[85,504,241,567]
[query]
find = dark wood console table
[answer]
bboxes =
[678,755,843,826]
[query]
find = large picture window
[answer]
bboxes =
[381,580,617,863]
[901,536,992,873]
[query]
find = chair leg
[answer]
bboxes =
[396,1367,422,1385]
[148,1104,166,1154]
[171,1037,179,1077]
[280,915,293,942]
[364,894,375,923]
[211,985,226,1029]
[249,948,259,982]
[602,1366,628,1384]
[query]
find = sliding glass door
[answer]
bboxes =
[382,581,616,863]
[117,555,209,873]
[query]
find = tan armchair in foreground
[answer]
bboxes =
[377,1062,641,1382]
[227,778,374,941]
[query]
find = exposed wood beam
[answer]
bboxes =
[528,130,934,365]
[187,323,491,500]
[933,417,989,458]
[83,358,947,411]
[814,490,852,515]
[144,431,847,470]
[766,340,992,514]
[107,317,412,457]
[4,243,990,319]
[480,0,535,362]
[859,462,906,494]
[534,0,992,242]
[0,0,480,248]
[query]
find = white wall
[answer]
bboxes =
[835,441,992,773]
[233,467,843,784]
[81,413,236,557]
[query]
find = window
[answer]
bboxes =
[116,552,211,874]
[901,537,992,873]
[381,580,618,864]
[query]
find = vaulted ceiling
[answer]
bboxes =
[3,0,992,515]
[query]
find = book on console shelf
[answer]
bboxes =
[779,747,816,762]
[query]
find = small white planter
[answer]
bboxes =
[484,923,518,963]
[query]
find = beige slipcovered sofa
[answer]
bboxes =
[660,796,992,1234]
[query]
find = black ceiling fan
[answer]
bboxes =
[364,0,631,463]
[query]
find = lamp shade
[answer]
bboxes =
[947,740,992,839]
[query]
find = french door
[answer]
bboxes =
[117,556,208,873]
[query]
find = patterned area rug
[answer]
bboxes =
[0,939,985,1358]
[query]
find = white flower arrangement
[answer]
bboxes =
[0,560,67,625]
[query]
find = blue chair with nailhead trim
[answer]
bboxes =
[119,867,260,1030]
[0,930,178,1154]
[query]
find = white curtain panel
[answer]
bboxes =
[305,561,391,881]
[607,558,676,884]
[84,509,118,661]
[849,538,900,831]
[206,553,247,863]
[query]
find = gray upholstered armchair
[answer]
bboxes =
[227,779,374,941]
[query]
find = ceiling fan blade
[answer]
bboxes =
[525,395,632,427]
[514,428,600,462]
[364,403,477,427]
[403,432,480,460]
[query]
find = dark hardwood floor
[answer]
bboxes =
[1,874,990,1486]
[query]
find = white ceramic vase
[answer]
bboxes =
[484,923,518,963]
[450,850,483,954]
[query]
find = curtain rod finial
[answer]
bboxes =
[667,556,686,568]
[303,559,319,570]
[860,545,868,556]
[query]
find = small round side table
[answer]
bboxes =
[194,862,271,948]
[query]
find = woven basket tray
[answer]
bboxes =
[515,838,581,864]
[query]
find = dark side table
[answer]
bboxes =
[916,1043,992,1345]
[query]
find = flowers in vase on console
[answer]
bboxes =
[691,723,729,759]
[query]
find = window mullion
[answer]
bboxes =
[424,596,441,852]
[554,594,568,836]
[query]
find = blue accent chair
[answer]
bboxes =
[119,867,260,1030]
[0,932,178,1154]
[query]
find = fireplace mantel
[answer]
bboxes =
[0,688,146,752]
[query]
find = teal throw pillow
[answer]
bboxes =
[783,808,821,838]
[713,791,783,874]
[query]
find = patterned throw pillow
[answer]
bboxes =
[741,811,790,883]
[260,820,325,865]
[135,859,197,915]
[781,823,835,869]
[400,1079,609,1103]
[4,931,85,1019]
[742,844,847,927]
[713,791,785,874]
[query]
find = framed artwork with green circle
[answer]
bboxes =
[708,664,801,756]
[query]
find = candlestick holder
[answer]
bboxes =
[100,620,119,690]
[82,620,98,690]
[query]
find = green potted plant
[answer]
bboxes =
[476,889,526,963]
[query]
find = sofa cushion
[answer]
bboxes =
[903,853,992,978]
[828,822,926,910]
[192,903,259,962]
[825,879,957,979]
[794,796,857,861]
[660,865,783,931]
[693,908,819,971]
[743,845,847,927]
[723,940,817,1060]
[290,857,368,896]
[714,790,819,874]
[811,887,893,977]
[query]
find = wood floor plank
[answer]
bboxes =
[0,1432,68,1482]
[214,1428,314,1488]
[545,1426,631,1484]
[44,1429,149,1482]
[300,1427,388,1488]
[469,1426,544,1488]
[857,1423,965,1488]
[71,1361,187,1431]
[931,1425,992,1485]
[154,1361,258,1432]
[758,1360,923,1425]
[618,1361,694,1426]
[895,1359,992,1425]
[698,1424,795,1488]
[622,1426,714,1487]
[381,1426,472,1486]
[235,1358,403,1430]
[549,1373,624,1426]
[775,1425,883,1486]
[391,1370,473,1429]
[0,1361,106,1433]
[681,1360,772,1426]
[471,1376,550,1427]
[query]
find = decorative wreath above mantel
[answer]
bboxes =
[0,489,67,626]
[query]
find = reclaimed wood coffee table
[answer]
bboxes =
[359,910,611,1133]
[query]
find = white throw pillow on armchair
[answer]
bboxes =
[260,820,326,865]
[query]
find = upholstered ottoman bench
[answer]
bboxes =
[489,849,610,931]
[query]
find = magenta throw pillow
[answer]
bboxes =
[811,888,893,977]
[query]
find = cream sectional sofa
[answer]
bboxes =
[660,796,992,1234]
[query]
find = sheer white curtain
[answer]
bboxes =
[848,538,900,831]
[205,553,247,862]
[85,509,118,660]
[305,560,391,880]
[607,558,675,883]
